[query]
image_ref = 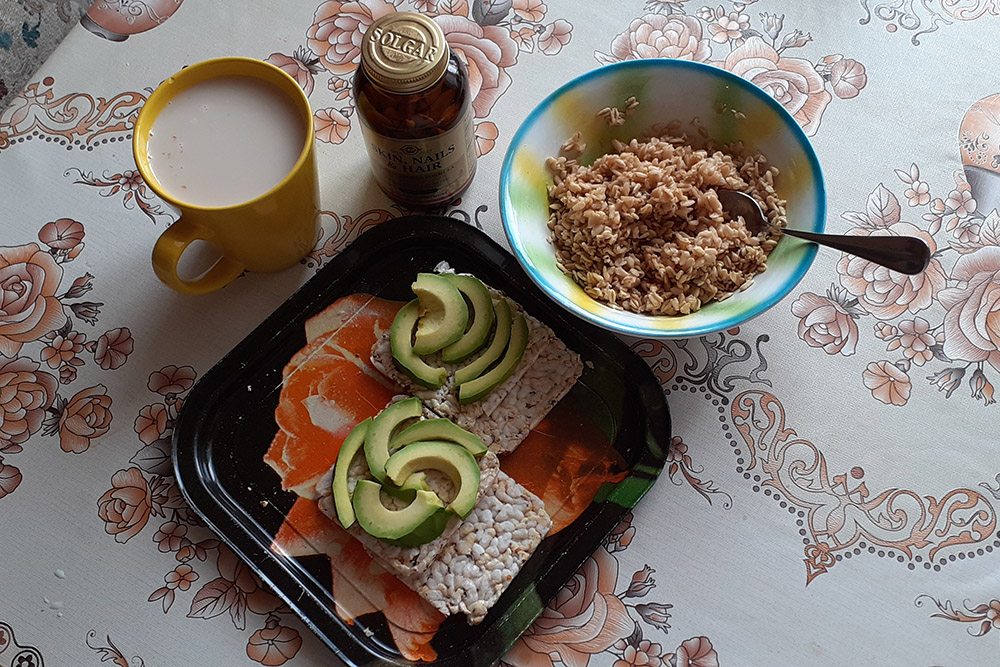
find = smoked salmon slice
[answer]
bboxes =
[304,293,404,357]
[264,295,403,498]
[266,352,397,497]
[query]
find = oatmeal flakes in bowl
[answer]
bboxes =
[499,59,825,339]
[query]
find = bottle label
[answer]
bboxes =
[359,105,477,205]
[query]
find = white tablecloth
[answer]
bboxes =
[2,1,999,665]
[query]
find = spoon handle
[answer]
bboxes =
[782,229,931,275]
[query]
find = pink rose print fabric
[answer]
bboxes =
[504,513,721,666]
[266,48,324,97]
[307,0,397,74]
[435,14,518,118]
[0,243,66,357]
[0,356,58,449]
[514,546,635,664]
[38,218,85,253]
[87,364,304,664]
[862,360,911,406]
[721,36,831,135]
[793,95,1000,407]
[98,466,155,542]
[837,223,946,320]
[246,616,304,666]
[593,7,868,136]
[58,384,113,453]
[0,222,133,497]
[596,14,712,62]
[791,289,862,356]
[538,19,572,55]
[939,246,1000,372]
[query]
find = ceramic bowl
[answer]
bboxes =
[499,59,826,339]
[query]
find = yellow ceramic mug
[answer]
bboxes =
[134,57,319,294]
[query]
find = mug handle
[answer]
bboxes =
[152,218,246,295]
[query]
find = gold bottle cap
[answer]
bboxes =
[361,13,449,94]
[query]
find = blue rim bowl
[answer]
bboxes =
[499,59,826,339]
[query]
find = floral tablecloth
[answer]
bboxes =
[2,1,1000,666]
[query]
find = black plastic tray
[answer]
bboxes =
[173,215,670,666]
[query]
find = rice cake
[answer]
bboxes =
[454,331,582,453]
[394,471,551,624]
[316,450,501,577]
[370,285,582,454]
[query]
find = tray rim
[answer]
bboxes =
[172,215,671,666]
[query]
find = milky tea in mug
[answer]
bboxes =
[146,76,305,207]
[135,58,319,295]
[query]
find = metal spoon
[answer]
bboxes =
[716,189,931,275]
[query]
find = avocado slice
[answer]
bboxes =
[454,298,513,386]
[440,275,495,363]
[389,418,487,457]
[381,471,430,503]
[331,418,371,528]
[390,299,447,388]
[396,471,430,491]
[385,441,481,518]
[387,507,453,547]
[458,312,528,405]
[365,397,422,483]
[412,273,469,355]
[352,479,445,542]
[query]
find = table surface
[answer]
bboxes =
[3,2,1000,666]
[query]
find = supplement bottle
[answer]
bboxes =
[354,13,477,207]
